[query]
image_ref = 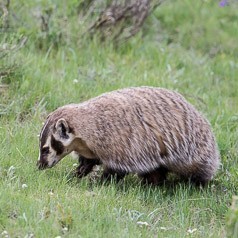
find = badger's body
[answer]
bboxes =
[38,87,220,185]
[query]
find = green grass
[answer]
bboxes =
[0,0,238,237]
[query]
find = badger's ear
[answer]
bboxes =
[55,118,70,139]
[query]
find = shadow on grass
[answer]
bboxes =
[62,169,229,197]
[35,164,233,208]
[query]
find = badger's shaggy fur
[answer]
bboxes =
[37,86,220,185]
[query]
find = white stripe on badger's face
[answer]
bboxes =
[39,119,50,142]
[38,127,48,163]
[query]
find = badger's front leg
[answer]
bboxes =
[75,155,101,178]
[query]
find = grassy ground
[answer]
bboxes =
[0,0,238,237]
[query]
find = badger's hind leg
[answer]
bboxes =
[189,171,213,187]
[75,156,101,178]
[139,167,168,186]
[101,167,128,183]
[177,165,214,187]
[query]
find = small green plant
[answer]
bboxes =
[56,203,73,230]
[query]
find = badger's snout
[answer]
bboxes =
[37,159,48,170]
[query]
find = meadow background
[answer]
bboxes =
[0,0,238,237]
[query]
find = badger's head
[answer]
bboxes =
[37,117,75,170]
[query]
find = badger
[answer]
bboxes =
[37,86,220,185]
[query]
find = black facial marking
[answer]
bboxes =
[51,135,64,155]
[41,147,50,155]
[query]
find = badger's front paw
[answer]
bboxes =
[74,157,101,178]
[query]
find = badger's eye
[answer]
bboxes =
[42,147,50,155]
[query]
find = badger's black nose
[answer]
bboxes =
[37,159,48,170]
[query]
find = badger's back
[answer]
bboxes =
[61,87,220,180]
